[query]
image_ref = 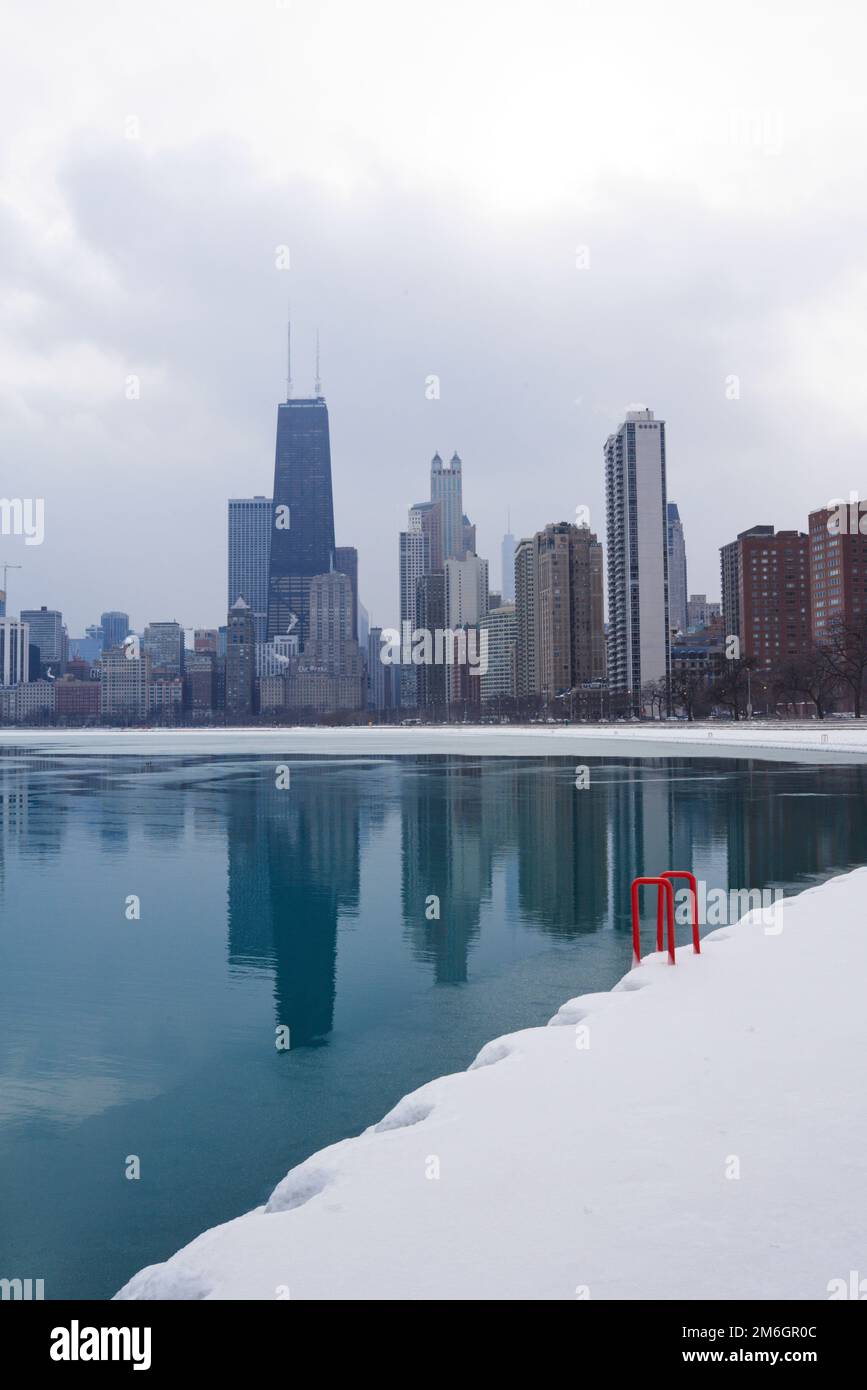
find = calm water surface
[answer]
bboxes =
[1,752,865,1298]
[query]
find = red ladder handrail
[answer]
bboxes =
[659,870,700,954]
[631,876,675,965]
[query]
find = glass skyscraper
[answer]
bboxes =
[604,407,671,707]
[100,611,130,653]
[666,501,688,636]
[430,451,464,561]
[267,398,335,644]
[228,496,272,644]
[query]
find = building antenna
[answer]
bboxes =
[314,328,322,397]
[286,304,293,401]
[507,506,511,533]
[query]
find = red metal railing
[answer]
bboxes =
[630,870,701,964]
[660,870,700,954]
[631,876,675,964]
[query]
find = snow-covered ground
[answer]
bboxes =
[3,721,867,762]
[116,866,867,1301]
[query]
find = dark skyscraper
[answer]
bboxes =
[267,396,336,644]
[100,611,130,653]
[226,597,256,717]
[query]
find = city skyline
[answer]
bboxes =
[8,340,855,636]
[4,4,864,635]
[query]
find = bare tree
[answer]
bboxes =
[773,651,839,720]
[640,681,667,720]
[817,619,867,718]
[712,655,757,721]
[672,667,711,722]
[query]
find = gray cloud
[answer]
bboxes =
[2,118,865,633]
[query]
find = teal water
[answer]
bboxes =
[0,752,865,1300]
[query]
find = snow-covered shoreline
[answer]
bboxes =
[116,867,867,1301]
[4,721,867,763]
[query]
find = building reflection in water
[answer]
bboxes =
[226,766,364,1046]
[7,750,864,1041]
[218,753,867,1019]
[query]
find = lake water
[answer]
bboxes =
[1,751,865,1299]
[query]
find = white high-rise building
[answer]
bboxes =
[228,497,272,644]
[480,603,516,702]
[604,407,671,705]
[444,555,489,627]
[0,618,29,685]
[399,512,429,632]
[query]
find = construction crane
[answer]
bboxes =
[0,562,22,616]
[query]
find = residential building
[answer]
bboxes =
[444,555,489,628]
[480,603,517,702]
[0,617,29,685]
[604,407,671,706]
[399,523,429,634]
[721,527,811,666]
[149,677,183,718]
[99,648,151,721]
[514,535,540,698]
[409,499,442,572]
[536,522,606,699]
[809,504,867,645]
[720,526,774,640]
[55,678,100,720]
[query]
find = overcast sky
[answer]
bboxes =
[1,0,865,634]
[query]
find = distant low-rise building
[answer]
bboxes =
[259,675,287,712]
[56,678,100,720]
[184,651,217,715]
[150,676,183,718]
[687,594,721,631]
[99,648,151,721]
[671,619,726,685]
[143,621,184,677]
[12,679,56,722]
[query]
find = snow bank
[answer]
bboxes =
[4,721,867,763]
[115,867,867,1300]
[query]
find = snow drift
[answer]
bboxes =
[115,866,867,1300]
